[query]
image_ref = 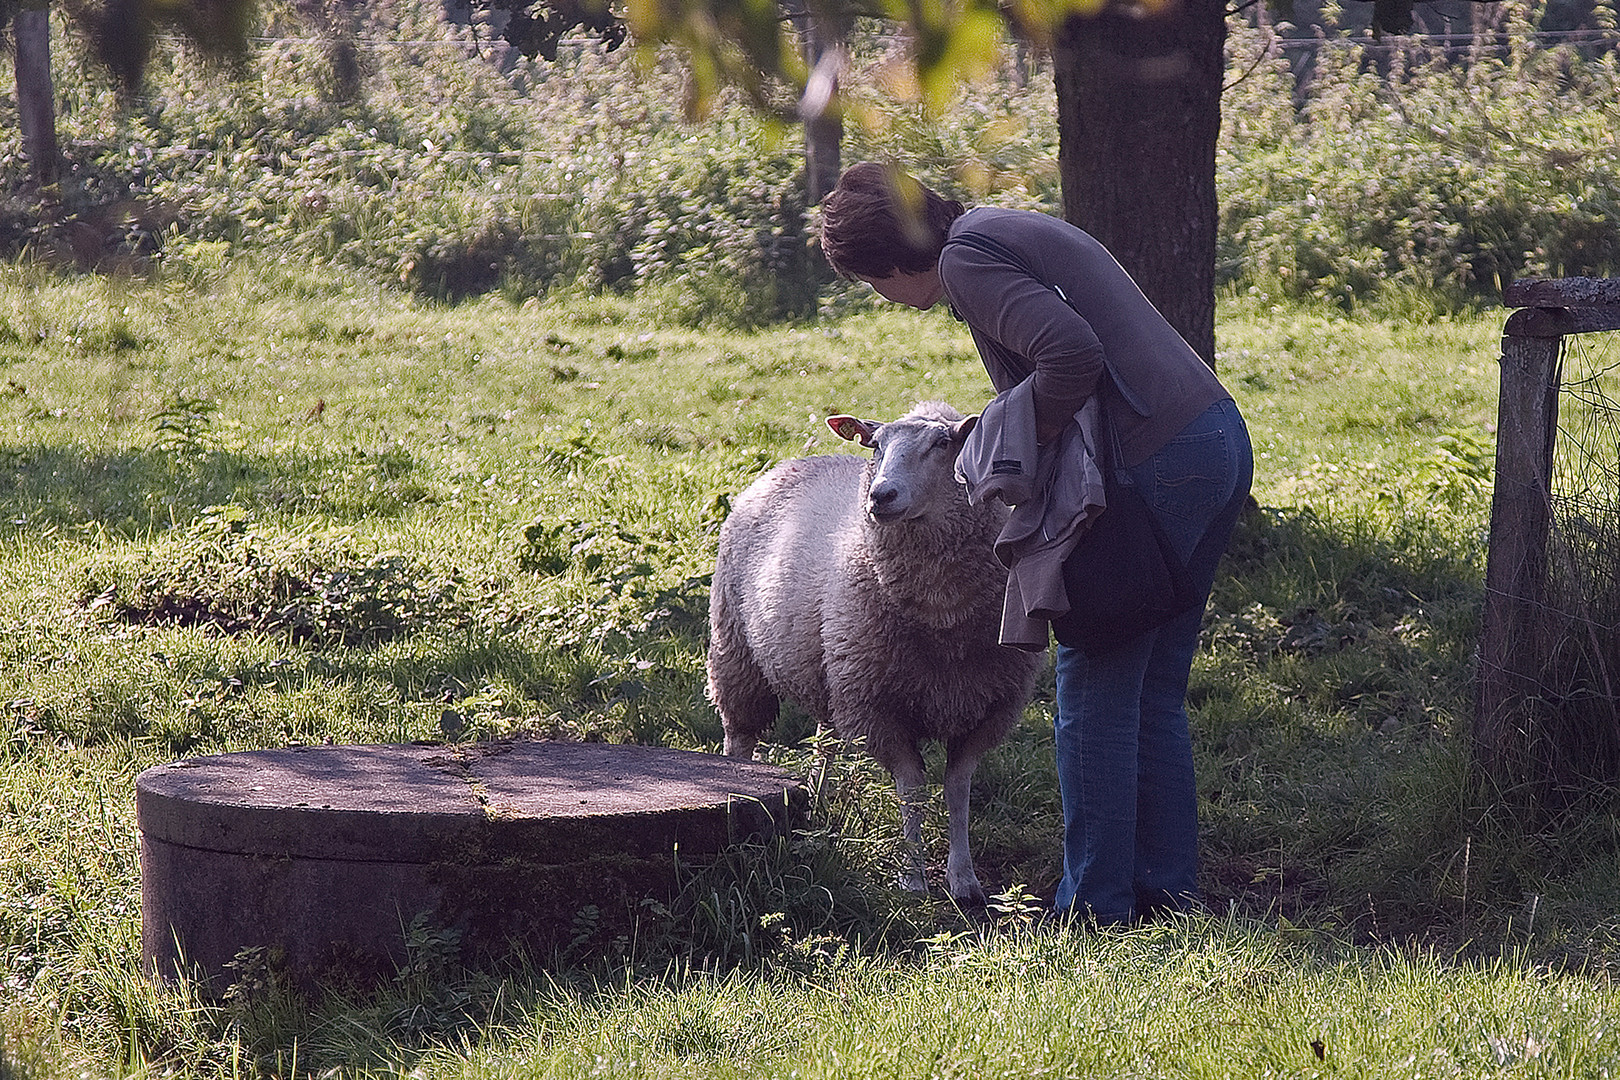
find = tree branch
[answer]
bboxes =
[1223,27,1278,93]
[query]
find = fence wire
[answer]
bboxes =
[1523,327,1620,792]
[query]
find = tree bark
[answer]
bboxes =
[15,5,60,189]
[1053,0,1226,368]
[798,13,843,204]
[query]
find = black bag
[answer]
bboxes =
[1049,468,1201,656]
[1048,367,1202,655]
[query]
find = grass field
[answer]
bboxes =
[4,259,1620,1077]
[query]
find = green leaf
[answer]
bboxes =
[922,7,1004,113]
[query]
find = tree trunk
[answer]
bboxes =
[15,5,60,189]
[1053,0,1226,368]
[798,14,843,204]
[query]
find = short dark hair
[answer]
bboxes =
[819,162,966,280]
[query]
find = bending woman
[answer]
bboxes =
[819,162,1253,924]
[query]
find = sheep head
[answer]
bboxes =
[828,403,979,524]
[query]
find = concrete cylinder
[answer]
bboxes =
[137,740,803,989]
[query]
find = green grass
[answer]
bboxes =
[5,260,1620,1077]
[431,921,1619,1079]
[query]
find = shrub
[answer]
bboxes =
[3,0,1615,315]
[1220,3,1620,309]
[83,505,481,645]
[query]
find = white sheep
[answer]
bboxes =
[707,401,1042,904]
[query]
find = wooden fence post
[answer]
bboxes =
[1477,278,1620,791]
[1475,326,1560,784]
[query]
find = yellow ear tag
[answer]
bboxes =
[828,416,862,441]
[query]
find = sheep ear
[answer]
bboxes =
[827,415,880,448]
[953,414,980,442]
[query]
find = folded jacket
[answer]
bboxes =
[958,378,1106,650]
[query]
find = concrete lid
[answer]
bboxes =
[136,740,803,864]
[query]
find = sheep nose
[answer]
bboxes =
[868,483,901,518]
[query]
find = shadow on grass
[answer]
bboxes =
[1194,504,1488,940]
[101,591,726,755]
[0,442,432,535]
[1195,505,1620,958]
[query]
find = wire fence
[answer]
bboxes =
[1536,328,1620,786]
[1272,27,1620,50]
[151,24,1620,55]
[1479,296,1620,803]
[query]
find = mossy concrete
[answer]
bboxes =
[137,740,804,989]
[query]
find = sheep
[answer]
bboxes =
[707,401,1043,904]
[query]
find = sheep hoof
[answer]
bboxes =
[947,873,989,907]
[721,733,757,759]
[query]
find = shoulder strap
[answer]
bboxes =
[944,229,1040,285]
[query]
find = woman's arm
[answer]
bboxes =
[940,237,1105,444]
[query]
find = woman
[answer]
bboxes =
[819,161,1252,925]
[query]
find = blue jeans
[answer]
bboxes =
[1052,398,1253,923]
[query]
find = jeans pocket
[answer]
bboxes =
[1149,428,1229,522]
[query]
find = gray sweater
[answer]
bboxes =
[939,207,1229,467]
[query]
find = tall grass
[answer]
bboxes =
[1220,2,1620,308]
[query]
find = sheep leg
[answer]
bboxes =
[707,621,778,760]
[888,750,930,894]
[941,748,989,905]
[722,711,766,759]
[720,695,775,758]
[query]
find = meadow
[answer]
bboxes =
[4,0,1620,1074]
[3,257,1619,1076]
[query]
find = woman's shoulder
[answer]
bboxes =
[947,209,1099,267]
[945,211,1111,303]
[951,205,1037,238]
[952,206,1087,238]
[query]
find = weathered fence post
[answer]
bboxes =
[1477,278,1620,792]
